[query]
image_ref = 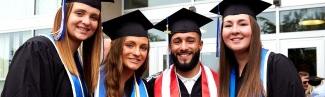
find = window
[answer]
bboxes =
[124,0,191,9]
[0,31,33,92]
[34,28,51,36]
[148,29,166,42]
[257,12,276,34]
[35,0,59,15]
[280,7,325,32]
[201,17,220,38]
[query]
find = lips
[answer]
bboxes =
[77,26,90,32]
[128,58,142,64]
[177,52,193,61]
[230,37,243,43]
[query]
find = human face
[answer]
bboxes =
[122,36,149,71]
[222,14,252,53]
[170,32,202,71]
[67,2,100,42]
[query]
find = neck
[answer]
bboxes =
[68,36,81,53]
[175,62,201,78]
[119,68,134,95]
[234,51,249,77]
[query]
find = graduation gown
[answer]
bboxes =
[1,36,89,97]
[235,52,305,97]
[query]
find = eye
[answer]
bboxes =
[74,10,85,17]
[172,38,181,45]
[187,38,195,43]
[140,45,148,51]
[90,14,99,21]
[223,24,232,28]
[125,43,134,49]
[239,23,248,26]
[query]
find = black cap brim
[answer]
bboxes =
[102,10,153,40]
[154,8,212,33]
[210,0,271,18]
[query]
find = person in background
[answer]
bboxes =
[1,0,113,96]
[210,0,305,96]
[95,10,153,97]
[147,8,219,97]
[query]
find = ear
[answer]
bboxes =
[199,40,203,50]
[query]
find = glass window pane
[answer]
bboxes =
[288,47,317,76]
[0,33,10,80]
[280,7,325,32]
[35,28,51,36]
[125,0,191,9]
[257,12,276,34]
[201,17,220,38]
[200,52,218,72]
[35,0,59,15]
[148,29,166,42]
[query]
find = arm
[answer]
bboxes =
[267,53,305,97]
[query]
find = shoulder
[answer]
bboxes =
[267,52,300,81]
[22,36,54,51]
[268,52,296,71]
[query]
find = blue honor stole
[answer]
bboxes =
[229,48,270,97]
[42,34,87,97]
[96,69,149,97]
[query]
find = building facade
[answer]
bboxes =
[0,0,324,93]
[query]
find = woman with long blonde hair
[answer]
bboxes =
[1,0,112,97]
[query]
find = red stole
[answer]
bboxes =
[154,63,219,97]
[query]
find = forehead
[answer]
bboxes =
[171,32,200,39]
[124,36,149,43]
[223,14,251,22]
[71,2,100,13]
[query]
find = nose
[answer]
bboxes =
[133,47,141,56]
[230,25,240,34]
[82,17,91,25]
[179,42,188,51]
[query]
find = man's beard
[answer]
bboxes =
[171,50,201,72]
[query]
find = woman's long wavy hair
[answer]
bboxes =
[105,37,149,97]
[218,16,264,97]
[52,3,102,94]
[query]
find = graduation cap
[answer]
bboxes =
[308,76,324,86]
[54,0,114,40]
[67,0,114,10]
[154,8,212,37]
[210,0,271,19]
[102,10,153,40]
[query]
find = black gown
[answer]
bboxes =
[1,36,88,97]
[147,76,202,97]
[236,52,305,97]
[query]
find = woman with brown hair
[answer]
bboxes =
[95,10,153,97]
[210,0,305,97]
[1,0,112,97]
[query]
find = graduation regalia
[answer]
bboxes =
[148,8,218,97]
[232,48,305,97]
[1,36,88,97]
[147,64,218,97]
[209,0,305,96]
[94,10,153,97]
[1,0,115,96]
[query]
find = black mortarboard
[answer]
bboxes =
[308,76,324,86]
[154,8,212,35]
[67,0,114,10]
[210,0,271,18]
[102,10,153,40]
